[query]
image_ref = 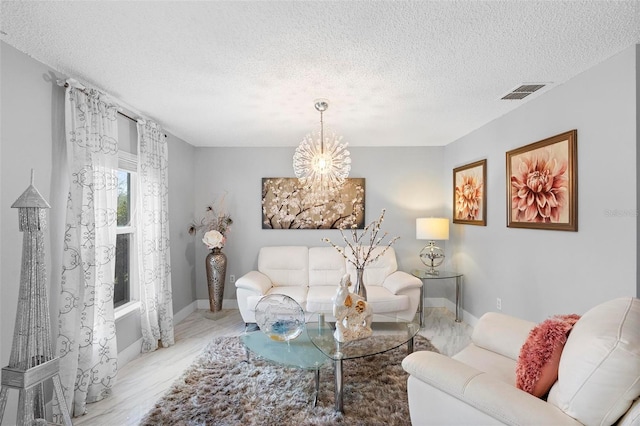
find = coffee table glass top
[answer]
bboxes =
[241,327,328,370]
[306,312,421,361]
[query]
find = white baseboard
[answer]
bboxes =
[117,337,143,369]
[117,300,200,369]
[174,300,198,324]
[425,297,479,327]
[196,298,238,310]
[424,296,448,309]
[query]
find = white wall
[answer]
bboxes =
[1,41,64,425]
[1,42,58,380]
[0,41,196,401]
[637,44,640,299]
[444,45,638,322]
[192,146,448,303]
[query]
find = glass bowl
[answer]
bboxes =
[255,294,305,342]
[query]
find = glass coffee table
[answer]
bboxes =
[241,312,421,413]
[307,312,421,412]
[241,328,329,406]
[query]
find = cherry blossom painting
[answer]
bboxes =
[453,159,486,226]
[507,130,577,231]
[261,178,365,229]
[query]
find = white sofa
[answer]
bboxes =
[235,246,423,324]
[402,297,640,425]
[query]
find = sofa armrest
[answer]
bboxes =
[235,270,272,295]
[472,312,535,360]
[402,351,581,425]
[382,270,422,294]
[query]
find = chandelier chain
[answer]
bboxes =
[320,110,324,154]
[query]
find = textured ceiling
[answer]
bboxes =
[1,1,639,147]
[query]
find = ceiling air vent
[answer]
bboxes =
[501,83,546,100]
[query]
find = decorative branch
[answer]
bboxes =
[188,194,233,243]
[323,208,399,269]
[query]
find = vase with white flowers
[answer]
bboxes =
[323,209,399,300]
[189,197,233,314]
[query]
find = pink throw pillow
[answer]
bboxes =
[516,314,580,397]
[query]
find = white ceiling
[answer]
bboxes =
[1,1,639,148]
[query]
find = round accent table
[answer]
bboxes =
[411,269,464,323]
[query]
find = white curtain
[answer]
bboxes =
[137,119,175,352]
[55,81,119,420]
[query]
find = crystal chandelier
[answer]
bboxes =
[293,99,351,192]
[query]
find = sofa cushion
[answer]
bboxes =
[515,314,580,397]
[306,286,338,313]
[258,246,309,287]
[308,247,346,287]
[345,246,397,286]
[616,397,640,426]
[472,312,535,361]
[548,297,640,426]
[307,285,410,315]
[364,285,410,313]
[247,286,309,315]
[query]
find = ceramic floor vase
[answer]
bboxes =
[205,248,227,312]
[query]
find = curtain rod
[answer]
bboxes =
[61,82,167,138]
[117,110,137,123]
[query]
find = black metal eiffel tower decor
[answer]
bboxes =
[0,171,72,425]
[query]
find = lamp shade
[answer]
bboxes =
[416,218,449,240]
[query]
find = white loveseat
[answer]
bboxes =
[235,246,423,324]
[402,297,640,425]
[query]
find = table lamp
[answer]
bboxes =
[416,218,449,275]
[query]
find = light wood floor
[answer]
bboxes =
[73,307,472,426]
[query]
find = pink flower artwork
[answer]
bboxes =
[507,130,577,231]
[510,144,568,223]
[453,159,486,226]
[455,174,483,221]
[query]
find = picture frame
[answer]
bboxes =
[506,130,577,231]
[261,177,365,229]
[453,159,487,226]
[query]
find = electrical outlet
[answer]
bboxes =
[230,274,236,283]
[496,298,502,310]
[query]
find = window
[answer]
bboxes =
[113,114,139,319]
[114,114,139,315]
[115,169,134,308]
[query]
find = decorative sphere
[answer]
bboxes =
[419,245,445,268]
[255,294,305,342]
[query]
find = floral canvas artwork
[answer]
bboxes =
[507,130,577,231]
[453,159,486,226]
[262,178,365,229]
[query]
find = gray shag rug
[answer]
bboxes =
[140,335,438,426]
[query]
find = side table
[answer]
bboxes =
[412,269,464,322]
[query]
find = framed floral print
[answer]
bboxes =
[453,159,487,226]
[506,130,577,231]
